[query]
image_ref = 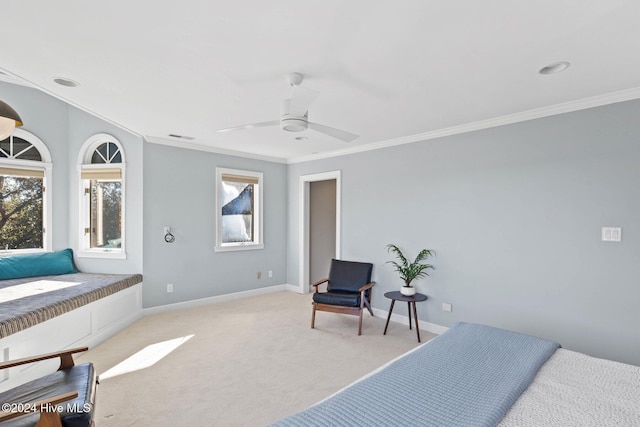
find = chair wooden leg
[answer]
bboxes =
[364,298,374,316]
[358,293,367,335]
[37,411,64,427]
[311,303,316,329]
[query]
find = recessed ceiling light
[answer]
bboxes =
[53,77,80,87]
[539,62,570,75]
[295,136,308,141]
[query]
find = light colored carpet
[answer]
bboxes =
[76,291,435,426]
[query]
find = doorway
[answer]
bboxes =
[299,171,341,294]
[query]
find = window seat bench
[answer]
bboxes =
[0,273,142,392]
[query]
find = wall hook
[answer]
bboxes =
[164,226,176,243]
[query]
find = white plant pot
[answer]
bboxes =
[400,286,416,296]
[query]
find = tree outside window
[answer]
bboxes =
[0,134,49,252]
[78,135,126,258]
[0,174,43,250]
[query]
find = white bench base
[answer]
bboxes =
[0,283,142,392]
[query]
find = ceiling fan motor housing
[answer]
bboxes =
[281,99,308,132]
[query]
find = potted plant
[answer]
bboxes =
[386,244,435,296]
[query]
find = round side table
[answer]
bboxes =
[383,291,428,342]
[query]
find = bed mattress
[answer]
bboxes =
[499,348,640,426]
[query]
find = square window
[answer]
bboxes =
[88,180,122,249]
[216,168,263,251]
[0,170,44,250]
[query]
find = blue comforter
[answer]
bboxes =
[273,322,559,427]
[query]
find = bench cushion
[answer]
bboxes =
[0,272,143,339]
[0,363,97,427]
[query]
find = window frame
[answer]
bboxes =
[77,134,126,259]
[0,129,52,255]
[215,167,264,252]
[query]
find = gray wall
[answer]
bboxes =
[287,99,640,365]
[1,82,70,251]
[142,142,287,308]
[67,108,144,275]
[1,82,145,274]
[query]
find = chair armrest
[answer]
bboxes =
[311,278,329,293]
[359,281,375,292]
[0,390,79,423]
[0,347,88,371]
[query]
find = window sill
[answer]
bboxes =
[77,250,127,260]
[215,243,264,253]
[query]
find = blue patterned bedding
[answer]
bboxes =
[273,322,559,427]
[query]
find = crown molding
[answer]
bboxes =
[286,86,640,164]
[0,69,34,88]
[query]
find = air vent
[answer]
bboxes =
[52,77,80,87]
[168,134,195,140]
[539,62,570,75]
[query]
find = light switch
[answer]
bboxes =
[602,227,622,242]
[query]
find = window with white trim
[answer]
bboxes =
[0,130,52,254]
[78,134,126,258]
[215,168,263,251]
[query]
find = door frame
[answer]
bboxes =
[298,170,341,294]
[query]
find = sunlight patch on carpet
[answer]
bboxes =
[100,335,194,380]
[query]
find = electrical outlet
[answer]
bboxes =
[442,303,452,312]
[257,272,261,279]
[167,283,173,293]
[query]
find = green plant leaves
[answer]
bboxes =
[386,244,435,286]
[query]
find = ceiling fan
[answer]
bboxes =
[217,72,358,142]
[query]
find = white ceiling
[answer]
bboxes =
[2,1,640,163]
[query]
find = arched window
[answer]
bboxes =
[0,129,52,253]
[78,134,126,259]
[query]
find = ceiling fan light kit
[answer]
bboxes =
[281,117,308,132]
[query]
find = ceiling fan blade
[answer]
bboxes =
[289,85,319,117]
[217,120,279,133]
[308,122,359,142]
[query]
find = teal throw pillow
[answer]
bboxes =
[0,248,78,280]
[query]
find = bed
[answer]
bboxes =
[273,323,640,426]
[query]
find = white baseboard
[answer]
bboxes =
[372,307,448,335]
[285,283,306,293]
[143,284,289,316]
